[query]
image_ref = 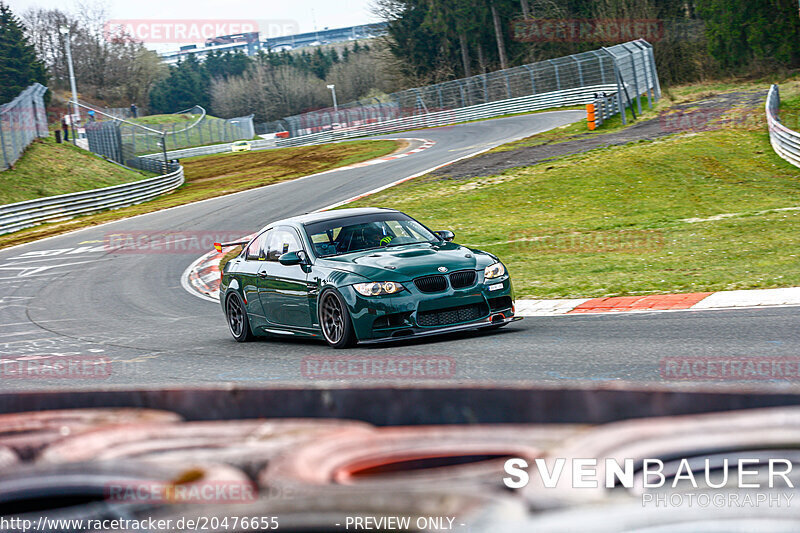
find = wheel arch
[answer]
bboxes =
[316,286,358,346]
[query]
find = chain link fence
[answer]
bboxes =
[119,107,255,156]
[0,83,49,171]
[258,39,658,138]
[79,104,255,172]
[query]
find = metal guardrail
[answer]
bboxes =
[141,138,277,160]
[140,85,616,155]
[261,39,657,137]
[0,166,184,235]
[587,92,621,129]
[273,84,618,147]
[766,84,800,168]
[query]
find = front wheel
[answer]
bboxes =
[226,292,253,342]
[319,289,355,348]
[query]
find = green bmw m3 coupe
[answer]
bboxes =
[217,207,520,348]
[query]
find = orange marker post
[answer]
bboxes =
[587,103,596,131]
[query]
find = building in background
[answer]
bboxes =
[159,23,387,64]
[161,32,261,65]
[262,22,387,52]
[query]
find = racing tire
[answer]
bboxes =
[0,408,181,461]
[319,289,355,349]
[226,292,254,342]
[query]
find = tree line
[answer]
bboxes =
[376,0,800,86]
[149,41,391,122]
[210,42,397,123]
[0,3,46,104]
[19,3,166,110]
[4,0,800,120]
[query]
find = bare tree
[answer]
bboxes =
[325,49,397,103]
[212,63,330,122]
[490,2,508,70]
[22,5,167,108]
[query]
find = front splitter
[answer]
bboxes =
[358,316,523,345]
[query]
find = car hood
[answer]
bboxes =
[319,242,494,281]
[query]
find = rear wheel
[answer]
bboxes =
[319,290,355,348]
[226,292,253,342]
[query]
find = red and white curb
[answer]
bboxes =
[343,138,435,168]
[517,288,800,315]
[181,249,227,303]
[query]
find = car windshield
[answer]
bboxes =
[305,213,439,257]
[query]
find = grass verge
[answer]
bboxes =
[0,139,399,249]
[0,136,153,205]
[345,90,800,298]
[130,113,201,126]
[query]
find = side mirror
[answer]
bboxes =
[435,230,455,242]
[278,250,308,266]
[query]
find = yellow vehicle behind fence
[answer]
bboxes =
[231,140,252,153]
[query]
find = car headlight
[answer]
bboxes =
[484,262,506,279]
[353,281,405,296]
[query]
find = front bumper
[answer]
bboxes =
[341,273,518,343]
[358,315,522,345]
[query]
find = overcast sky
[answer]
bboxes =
[10,0,380,50]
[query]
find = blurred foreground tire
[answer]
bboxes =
[0,408,182,460]
[0,446,19,469]
[0,460,250,532]
[262,424,583,491]
[40,419,373,477]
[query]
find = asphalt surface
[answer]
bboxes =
[2,109,800,391]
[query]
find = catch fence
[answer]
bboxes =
[79,104,255,171]
[0,84,49,171]
[258,39,659,142]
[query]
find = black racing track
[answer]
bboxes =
[1,110,799,391]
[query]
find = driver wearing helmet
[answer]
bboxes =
[360,223,391,248]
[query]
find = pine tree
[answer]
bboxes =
[0,2,47,104]
[149,54,210,113]
[697,0,800,70]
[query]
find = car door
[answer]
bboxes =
[238,229,271,328]
[258,226,313,329]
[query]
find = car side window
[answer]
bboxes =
[245,230,271,260]
[265,227,303,262]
